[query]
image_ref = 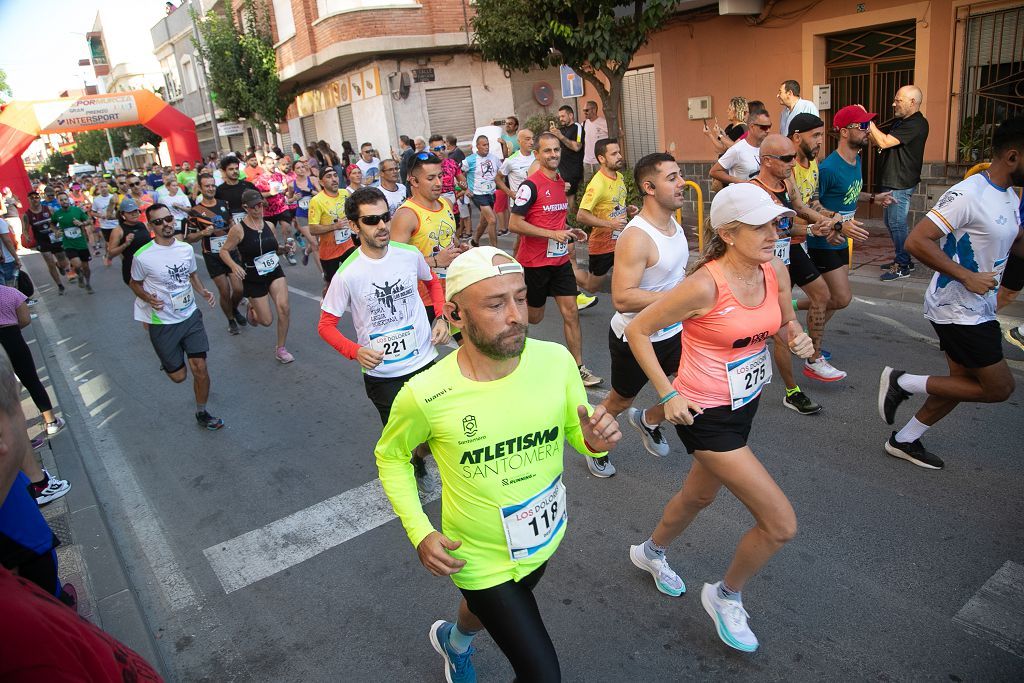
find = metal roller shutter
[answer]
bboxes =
[426,87,476,146]
[280,129,292,155]
[300,115,318,147]
[337,105,357,147]
[621,67,658,168]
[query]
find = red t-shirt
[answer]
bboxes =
[510,170,570,268]
[0,566,163,681]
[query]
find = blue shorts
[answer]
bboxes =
[471,193,496,208]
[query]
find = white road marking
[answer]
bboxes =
[866,312,1024,373]
[288,285,321,303]
[36,310,200,611]
[954,561,1024,659]
[586,387,609,401]
[204,468,441,594]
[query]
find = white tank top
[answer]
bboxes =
[609,214,689,342]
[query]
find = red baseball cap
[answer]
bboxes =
[832,105,876,129]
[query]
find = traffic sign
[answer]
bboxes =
[559,65,584,99]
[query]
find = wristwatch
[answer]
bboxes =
[832,218,844,233]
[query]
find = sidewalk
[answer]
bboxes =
[22,297,166,676]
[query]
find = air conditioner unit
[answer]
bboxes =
[389,71,411,100]
[688,96,712,120]
[719,0,764,15]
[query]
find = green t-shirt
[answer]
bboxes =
[177,170,197,190]
[375,338,603,590]
[52,206,90,249]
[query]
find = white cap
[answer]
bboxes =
[444,246,524,302]
[710,183,795,228]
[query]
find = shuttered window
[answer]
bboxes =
[300,116,318,147]
[337,104,357,147]
[280,129,292,155]
[621,67,658,168]
[426,87,476,146]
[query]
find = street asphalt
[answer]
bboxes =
[23,234,1024,682]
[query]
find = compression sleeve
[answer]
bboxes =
[375,385,435,547]
[426,272,445,314]
[317,311,360,360]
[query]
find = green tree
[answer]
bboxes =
[192,0,289,135]
[40,152,70,177]
[0,68,11,103]
[472,0,675,143]
[72,130,114,165]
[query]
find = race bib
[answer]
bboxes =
[232,212,246,226]
[774,237,791,265]
[726,347,772,410]
[500,475,567,561]
[298,195,311,210]
[333,227,351,245]
[170,286,195,314]
[612,229,623,241]
[369,326,418,364]
[546,237,568,258]
[658,321,683,337]
[270,181,284,194]
[63,226,82,239]
[253,252,279,276]
[209,235,228,254]
[480,179,496,194]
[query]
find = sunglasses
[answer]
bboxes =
[430,146,445,152]
[129,181,141,186]
[845,121,871,130]
[245,202,267,209]
[149,216,176,225]
[753,124,772,132]
[414,152,442,163]
[358,211,391,226]
[763,153,797,163]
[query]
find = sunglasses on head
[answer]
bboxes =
[414,152,442,164]
[149,215,176,225]
[763,153,797,163]
[358,211,391,226]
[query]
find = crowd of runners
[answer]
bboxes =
[2,83,1022,682]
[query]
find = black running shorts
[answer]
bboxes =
[608,327,681,399]
[523,262,577,308]
[674,395,759,454]
[930,320,1003,369]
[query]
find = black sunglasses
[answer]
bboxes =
[753,123,772,132]
[149,215,176,225]
[358,211,391,226]
[763,154,797,163]
[129,181,141,186]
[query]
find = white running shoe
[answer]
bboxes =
[701,582,758,652]
[629,544,685,596]
[802,356,847,382]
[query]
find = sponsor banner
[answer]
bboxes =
[35,95,140,133]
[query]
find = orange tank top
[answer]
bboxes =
[673,260,781,409]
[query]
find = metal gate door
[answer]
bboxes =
[620,67,658,168]
[826,22,916,189]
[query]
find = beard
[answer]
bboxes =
[852,135,870,150]
[462,315,527,361]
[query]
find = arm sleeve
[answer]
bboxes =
[927,188,971,236]
[317,311,360,359]
[560,348,606,458]
[509,180,536,216]
[374,385,436,547]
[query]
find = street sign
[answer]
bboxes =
[218,122,244,136]
[559,65,584,99]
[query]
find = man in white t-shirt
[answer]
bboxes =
[878,117,1024,471]
[356,142,381,187]
[581,100,609,188]
[129,202,223,431]
[710,109,771,186]
[463,136,502,247]
[156,174,193,233]
[377,158,409,216]
[471,123,506,161]
[777,80,819,136]
[318,186,448,493]
[497,129,536,196]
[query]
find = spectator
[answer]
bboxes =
[581,101,608,188]
[704,96,749,156]
[397,135,415,185]
[305,144,321,173]
[291,142,303,161]
[778,80,819,136]
[0,218,21,287]
[550,104,585,208]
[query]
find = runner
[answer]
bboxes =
[214,155,259,229]
[219,189,296,364]
[879,117,1023,469]
[106,198,153,286]
[89,180,120,265]
[509,131,603,388]
[318,186,449,494]
[463,136,501,247]
[23,191,67,294]
[803,105,892,381]
[599,152,689,470]
[495,116,521,236]
[187,173,247,335]
[356,142,381,187]
[51,192,93,294]
[377,158,408,217]
[255,153,297,265]
[286,158,321,269]
[574,138,637,298]
[241,152,262,183]
[375,246,621,682]
[129,204,223,430]
[625,183,813,653]
[157,174,193,235]
[306,167,353,290]
[710,108,771,186]
[176,160,198,195]
[750,130,841,412]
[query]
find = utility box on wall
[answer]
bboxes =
[687,96,712,120]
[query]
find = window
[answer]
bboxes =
[316,0,419,17]
[160,55,182,101]
[271,0,295,42]
[180,55,197,94]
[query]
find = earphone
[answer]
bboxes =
[449,304,462,321]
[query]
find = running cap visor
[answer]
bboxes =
[832,105,876,129]
[445,246,524,302]
[710,183,795,228]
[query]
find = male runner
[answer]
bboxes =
[377,159,409,216]
[509,131,603,387]
[215,155,259,229]
[23,191,67,294]
[89,180,119,264]
[375,246,621,683]
[803,105,891,381]
[710,108,772,186]
[176,160,198,195]
[306,167,353,288]
[356,142,382,187]
[575,138,637,298]
[318,187,449,493]
[751,132,839,411]
[463,136,501,247]
[187,173,247,334]
[130,204,223,430]
[51,192,93,293]
[497,129,536,198]
[879,117,1023,469]
[603,152,689,469]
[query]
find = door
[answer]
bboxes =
[826,22,916,190]
[426,87,476,147]
[620,66,658,168]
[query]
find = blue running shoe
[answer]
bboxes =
[820,348,831,361]
[429,620,477,683]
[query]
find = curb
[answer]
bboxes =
[26,299,168,677]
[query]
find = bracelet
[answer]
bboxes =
[869,193,875,204]
[658,390,679,405]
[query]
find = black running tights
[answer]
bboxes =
[0,326,53,413]
[459,562,560,682]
